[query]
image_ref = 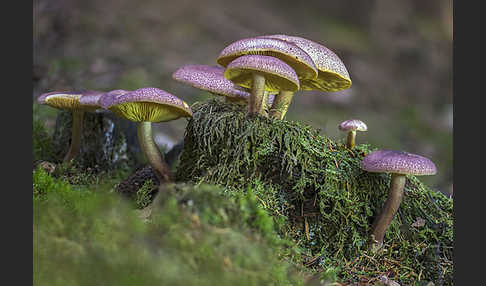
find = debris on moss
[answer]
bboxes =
[176,99,453,285]
[115,164,160,201]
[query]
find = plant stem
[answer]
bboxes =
[370,173,406,251]
[63,110,84,163]
[248,72,266,116]
[269,90,294,120]
[346,131,356,149]
[137,121,173,182]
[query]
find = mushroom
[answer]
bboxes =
[217,37,318,81]
[338,119,368,149]
[257,35,351,120]
[100,87,192,182]
[361,150,437,251]
[37,90,104,163]
[171,64,250,104]
[224,54,300,116]
[99,89,131,109]
[217,37,316,116]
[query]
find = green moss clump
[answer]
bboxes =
[176,99,453,285]
[34,168,310,286]
[135,179,155,209]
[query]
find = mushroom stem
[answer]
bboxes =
[370,173,406,251]
[269,90,294,120]
[137,121,173,182]
[346,130,356,149]
[63,110,84,163]
[260,91,269,116]
[248,72,266,116]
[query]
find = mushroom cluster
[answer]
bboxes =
[36,34,439,257]
[37,87,192,183]
[172,35,352,119]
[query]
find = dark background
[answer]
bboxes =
[33,0,453,194]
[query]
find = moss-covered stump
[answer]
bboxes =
[176,99,453,285]
[52,110,138,170]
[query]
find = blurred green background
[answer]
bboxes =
[33,0,452,195]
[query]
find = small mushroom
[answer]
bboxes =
[361,150,437,251]
[100,87,192,182]
[224,55,300,116]
[37,90,104,163]
[257,35,351,120]
[171,64,250,104]
[338,119,367,149]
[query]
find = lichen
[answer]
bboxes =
[176,99,453,285]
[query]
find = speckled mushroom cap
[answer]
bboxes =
[258,34,351,91]
[362,150,437,176]
[338,119,368,132]
[103,87,192,122]
[224,55,300,92]
[217,37,318,80]
[99,89,132,109]
[37,91,84,109]
[172,64,250,101]
[78,90,105,111]
[38,90,106,111]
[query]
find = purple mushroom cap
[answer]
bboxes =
[37,91,82,105]
[99,89,132,109]
[362,150,437,176]
[338,119,368,132]
[217,37,318,80]
[224,55,300,92]
[37,90,106,111]
[258,34,352,91]
[172,64,250,100]
[78,90,105,111]
[104,87,192,122]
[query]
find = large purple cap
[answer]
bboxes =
[338,119,367,132]
[105,87,192,122]
[99,89,132,109]
[217,37,318,80]
[258,34,351,92]
[224,55,300,92]
[172,65,250,100]
[362,150,437,176]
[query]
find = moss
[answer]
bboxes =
[33,117,56,163]
[176,99,453,285]
[135,179,155,209]
[34,168,309,286]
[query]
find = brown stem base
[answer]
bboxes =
[137,121,173,183]
[370,173,406,251]
[63,110,84,163]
